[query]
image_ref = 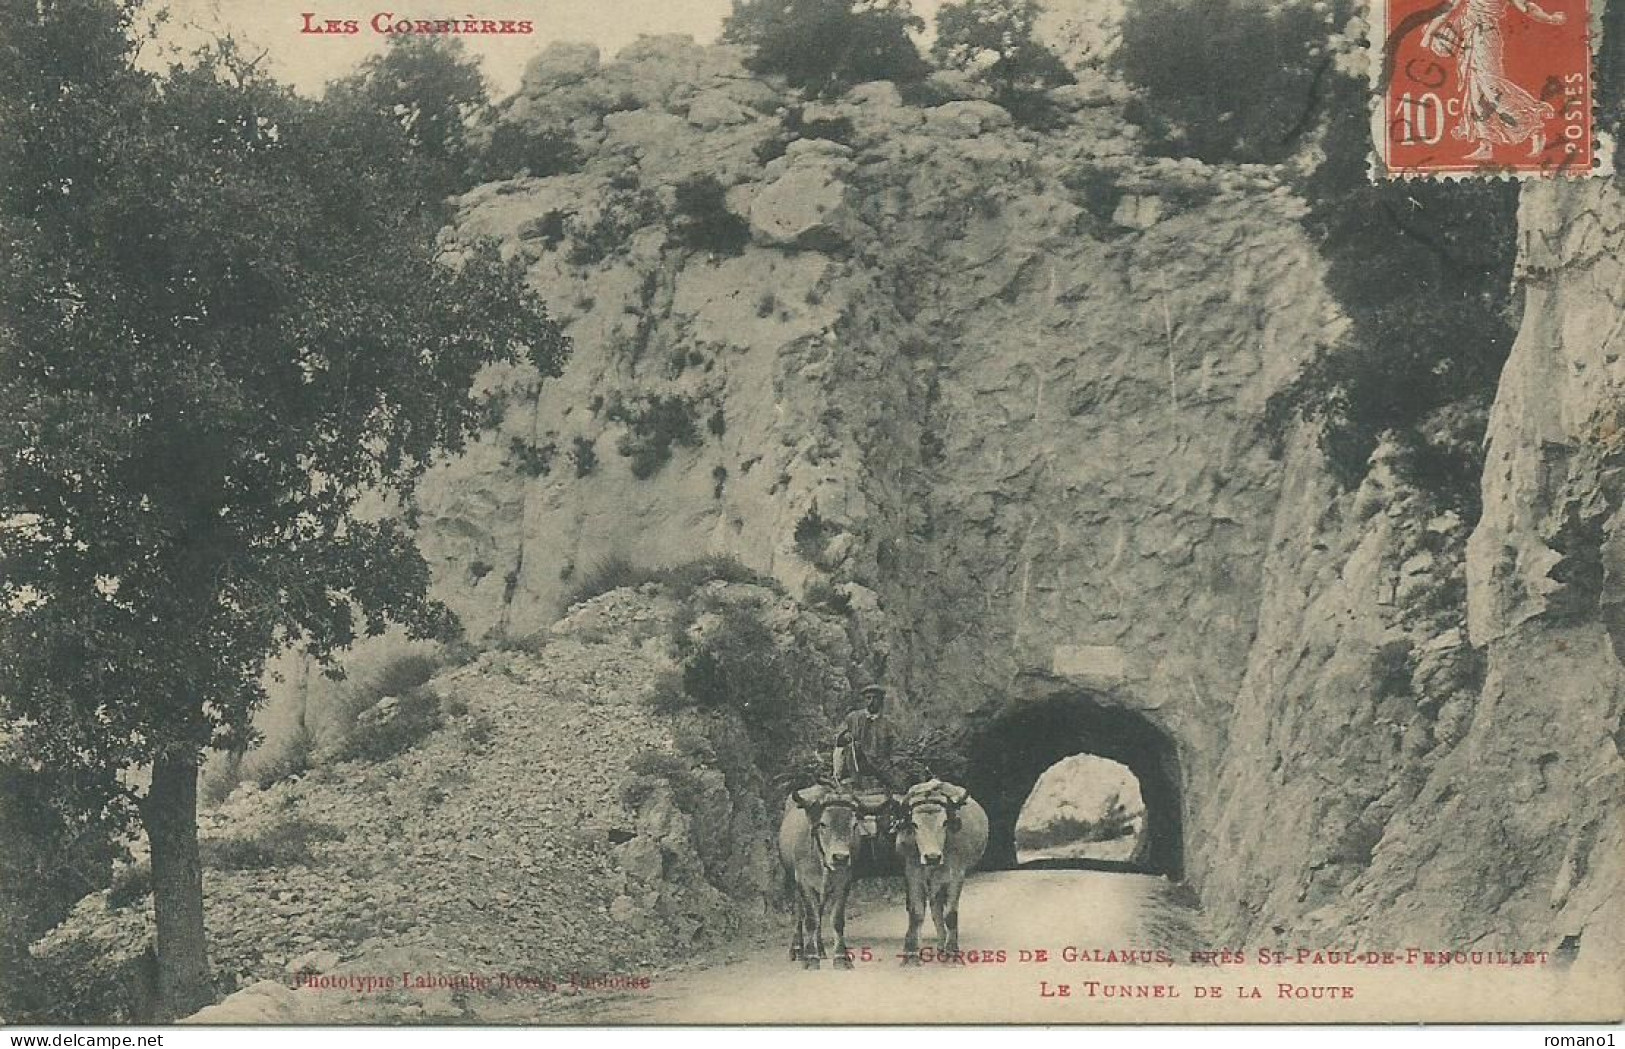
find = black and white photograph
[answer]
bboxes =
[1,0,1622,1029]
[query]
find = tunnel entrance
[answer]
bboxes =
[962,691,1184,878]
[1015,754,1146,868]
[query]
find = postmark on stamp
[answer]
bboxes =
[1372,0,1600,177]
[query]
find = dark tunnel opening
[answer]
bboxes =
[961,691,1185,879]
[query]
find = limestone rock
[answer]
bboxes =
[749,152,858,250]
[1048,78,1115,111]
[923,69,995,102]
[686,89,753,130]
[197,33,1623,990]
[843,81,904,108]
[521,43,600,94]
[1111,194,1163,229]
[923,100,1014,136]
[182,981,302,1024]
[1050,645,1129,690]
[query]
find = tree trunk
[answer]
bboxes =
[143,751,214,1019]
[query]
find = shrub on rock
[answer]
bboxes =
[931,0,1075,126]
[723,0,930,98]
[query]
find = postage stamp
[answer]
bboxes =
[1372,0,1601,177]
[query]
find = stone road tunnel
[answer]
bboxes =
[960,690,1185,879]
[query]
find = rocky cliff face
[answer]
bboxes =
[231,36,1620,959]
[370,40,1338,882]
[1202,177,1625,965]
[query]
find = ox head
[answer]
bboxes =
[903,801,963,866]
[900,780,968,866]
[792,786,860,871]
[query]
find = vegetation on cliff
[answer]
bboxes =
[1116,0,1520,503]
[722,0,930,97]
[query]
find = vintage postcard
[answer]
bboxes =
[1,0,1622,1031]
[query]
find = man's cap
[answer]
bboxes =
[860,684,886,696]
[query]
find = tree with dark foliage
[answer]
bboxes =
[722,0,930,97]
[1117,0,1329,164]
[932,0,1074,120]
[0,0,566,1018]
[324,35,489,203]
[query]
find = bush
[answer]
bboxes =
[200,816,345,871]
[563,554,663,609]
[617,775,662,809]
[932,0,1074,126]
[672,728,719,764]
[659,554,777,602]
[774,107,859,154]
[565,553,779,618]
[476,122,583,181]
[802,578,852,615]
[0,760,120,975]
[647,668,691,714]
[460,713,497,750]
[682,606,795,732]
[618,747,720,815]
[793,505,837,561]
[1117,0,1328,163]
[335,685,444,763]
[649,595,833,767]
[508,437,557,477]
[253,722,316,789]
[1063,163,1125,227]
[105,862,152,910]
[722,0,930,98]
[523,210,569,250]
[570,434,599,477]
[22,939,159,1025]
[670,174,750,253]
[371,651,440,698]
[625,750,708,811]
[566,185,661,266]
[321,650,443,763]
[608,393,703,478]
[1016,794,1141,851]
[1016,813,1097,851]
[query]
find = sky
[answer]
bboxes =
[139,0,955,98]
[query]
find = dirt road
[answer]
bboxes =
[548,868,1619,1025]
[557,869,1208,1024]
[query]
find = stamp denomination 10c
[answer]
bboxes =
[1373,0,1600,177]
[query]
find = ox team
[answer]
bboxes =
[778,683,990,969]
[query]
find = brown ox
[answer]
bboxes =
[893,779,988,963]
[777,784,862,970]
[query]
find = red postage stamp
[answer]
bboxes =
[1373,0,1599,177]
